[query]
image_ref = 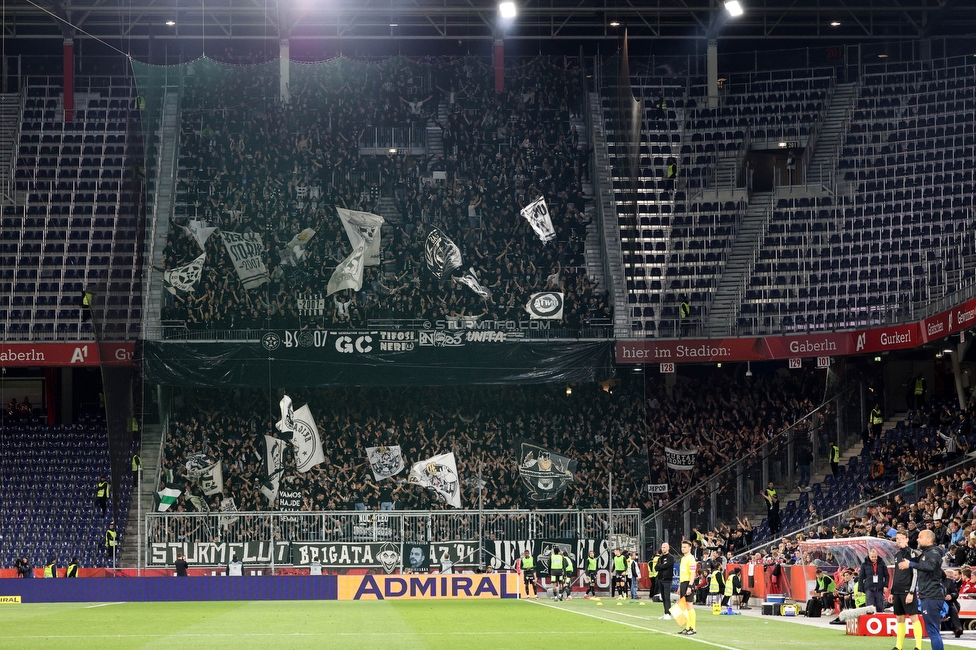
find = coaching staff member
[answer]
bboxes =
[656,542,676,619]
[898,529,944,650]
[890,531,923,650]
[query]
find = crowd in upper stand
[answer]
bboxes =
[157,370,827,522]
[160,55,609,332]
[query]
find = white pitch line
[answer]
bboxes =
[84,602,125,609]
[0,630,645,640]
[525,599,742,650]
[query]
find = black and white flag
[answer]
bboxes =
[186,493,210,512]
[453,271,491,299]
[366,445,405,481]
[525,291,565,320]
[337,208,384,267]
[664,447,699,471]
[183,219,217,251]
[517,440,577,501]
[520,197,556,244]
[297,293,326,316]
[409,452,462,508]
[280,228,317,267]
[184,452,211,480]
[646,484,669,494]
[198,461,224,496]
[164,253,206,296]
[260,434,286,504]
[424,228,462,280]
[275,395,325,473]
[219,497,239,528]
[221,231,269,290]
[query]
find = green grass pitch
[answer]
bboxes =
[0,598,931,650]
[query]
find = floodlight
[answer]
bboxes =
[724,0,744,17]
[499,2,517,19]
[830,21,841,27]
[165,20,176,26]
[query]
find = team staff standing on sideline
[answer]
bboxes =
[519,550,538,598]
[677,540,698,636]
[584,551,598,598]
[657,542,676,619]
[898,529,944,650]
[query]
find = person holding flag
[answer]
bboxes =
[673,539,698,636]
[519,549,538,599]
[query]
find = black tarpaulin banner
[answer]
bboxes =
[143,334,612,388]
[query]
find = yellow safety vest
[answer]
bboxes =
[550,554,564,570]
[106,529,117,548]
[43,563,55,578]
[915,378,924,396]
[96,481,110,498]
[132,455,142,472]
[830,445,840,463]
[724,575,735,597]
[648,556,659,578]
[709,571,721,594]
[66,563,78,578]
[870,409,883,425]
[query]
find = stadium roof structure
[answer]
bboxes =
[4,0,976,44]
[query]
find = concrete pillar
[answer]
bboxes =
[493,39,505,94]
[279,39,290,103]
[707,39,719,109]
[63,38,74,122]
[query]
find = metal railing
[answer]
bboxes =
[358,125,427,154]
[145,508,643,569]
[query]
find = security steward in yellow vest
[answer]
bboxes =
[708,568,725,604]
[829,442,841,477]
[105,523,118,564]
[585,551,598,597]
[562,555,575,600]
[43,557,58,578]
[550,548,565,600]
[132,453,142,474]
[66,558,79,578]
[520,549,538,598]
[80,290,93,321]
[612,548,627,597]
[96,477,110,516]
[870,405,883,437]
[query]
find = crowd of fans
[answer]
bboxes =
[157,370,828,521]
[160,55,609,332]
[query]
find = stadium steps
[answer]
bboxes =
[147,91,181,336]
[425,102,446,157]
[119,423,163,568]
[703,191,774,336]
[0,92,21,204]
[375,196,402,225]
[805,82,857,187]
[587,91,629,335]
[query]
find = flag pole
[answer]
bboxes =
[478,461,484,569]
[608,472,614,551]
[137,464,141,576]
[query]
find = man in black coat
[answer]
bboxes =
[857,547,888,612]
[655,542,676,619]
[898,529,945,650]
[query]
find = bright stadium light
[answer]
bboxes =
[830,21,841,27]
[165,20,176,26]
[499,1,517,19]
[724,0,744,17]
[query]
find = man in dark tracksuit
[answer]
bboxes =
[899,529,944,650]
[857,547,889,612]
[656,543,676,619]
[943,568,963,638]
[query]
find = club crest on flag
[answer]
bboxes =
[517,441,577,501]
[519,197,556,244]
[163,253,206,296]
[409,452,462,508]
[366,445,405,481]
[424,228,462,280]
[525,292,565,320]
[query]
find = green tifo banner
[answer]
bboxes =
[143,332,612,387]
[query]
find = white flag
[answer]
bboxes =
[163,253,206,296]
[275,395,296,434]
[260,435,285,504]
[525,291,565,320]
[454,271,491,299]
[198,461,224,496]
[280,227,317,267]
[289,404,326,473]
[337,207,385,266]
[366,445,405,481]
[520,197,555,244]
[154,485,182,512]
[221,231,269,290]
[183,219,217,251]
[409,452,462,508]
[424,228,462,280]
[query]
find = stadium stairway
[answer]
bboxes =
[704,191,774,336]
[0,93,20,203]
[146,90,180,336]
[804,82,857,187]
[119,422,163,568]
[426,102,446,157]
[587,91,629,336]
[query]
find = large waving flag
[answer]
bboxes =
[409,452,462,508]
[516,440,577,501]
[520,197,555,244]
[275,395,325,473]
[154,485,182,512]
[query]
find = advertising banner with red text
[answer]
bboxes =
[0,342,134,367]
